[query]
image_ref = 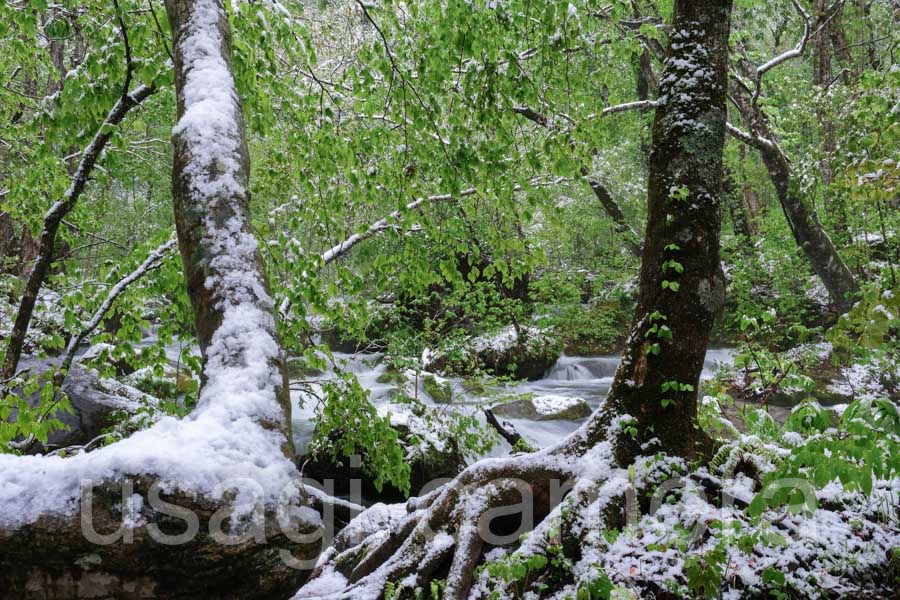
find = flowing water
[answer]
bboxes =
[290,349,734,457]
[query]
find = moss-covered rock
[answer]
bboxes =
[491,394,592,421]
[375,369,407,385]
[426,326,562,381]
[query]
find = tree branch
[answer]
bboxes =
[596,99,659,118]
[9,237,176,453]
[60,237,176,374]
[750,0,812,108]
[513,104,646,257]
[0,82,156,381]
[320,177,564,266]
[756,0,810,78]
[726,122,776,152]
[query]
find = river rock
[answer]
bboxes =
[78,342,136,376]
[491,394,592,421]
[14,357,156,453]
[390,410,467,492]
[425,326,561,381]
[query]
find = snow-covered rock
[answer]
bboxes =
[491,394,592,421]
[14,360,156,453]
[77,342,136,376]
[425,325,562,380]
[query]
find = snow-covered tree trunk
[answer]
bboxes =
[166,0,293,449]
[584,0,732,465]
[0,2,323,597]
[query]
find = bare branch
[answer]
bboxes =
[757,0,810,77]
[320,178,565,266]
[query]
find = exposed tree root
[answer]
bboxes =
[295,415,626,600]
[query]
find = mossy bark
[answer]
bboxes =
[586,0,733,464]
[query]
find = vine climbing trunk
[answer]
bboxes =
[586,0,732,464]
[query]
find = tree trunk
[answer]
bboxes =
[828,2,856,83]
[813,0,848,235]
[591,0,731,464]
[731,90,859,313]
[0,2,322,597]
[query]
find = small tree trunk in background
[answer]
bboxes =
[742,183,761,233]
[828,3,856,83]
[733,86,859,313]
[587,0,733,463]
[813,0,848,236]
[725,166,753,241]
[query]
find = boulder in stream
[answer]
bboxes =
[491,394,592,421]
[422,373,453,403]
[14,359,158,453]
[425,325,561,381]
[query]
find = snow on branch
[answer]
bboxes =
[584,99,659,120]
[756,0,810,78]
[726,122,777,152]
[61,237,176,371]
[601,98,659,116]
[320,177,565,266]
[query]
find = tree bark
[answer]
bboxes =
[730,90,859,313]
[592,0,732,464]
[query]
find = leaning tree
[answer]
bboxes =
[296,0,734,597]
[0,1,330,597]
